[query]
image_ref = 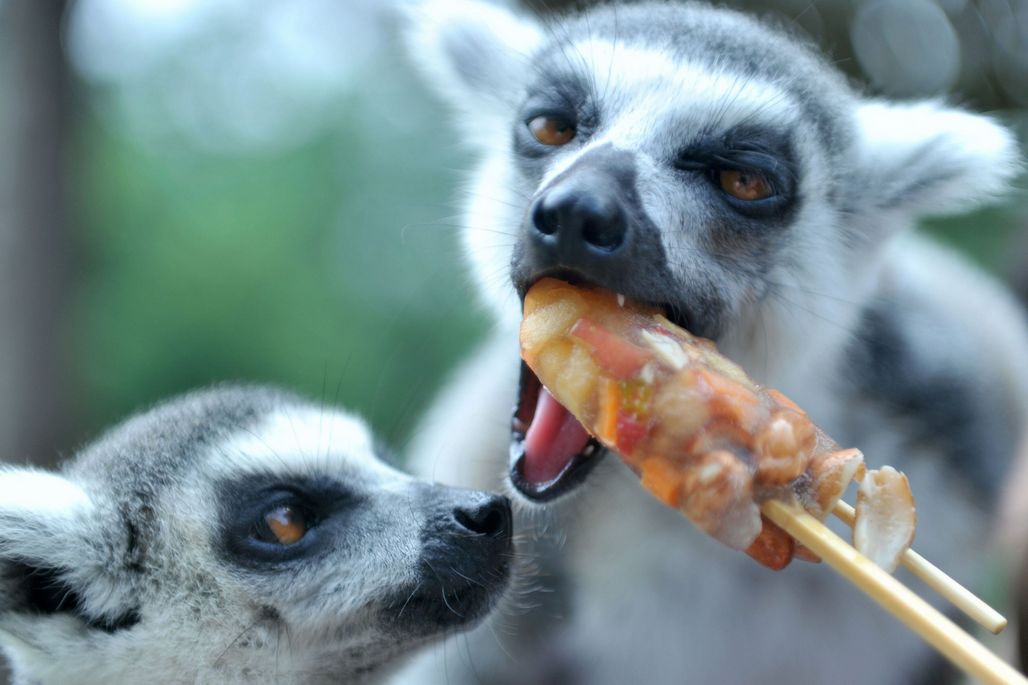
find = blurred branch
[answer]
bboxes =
[0,0,72,469]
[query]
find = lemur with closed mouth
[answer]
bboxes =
[0,385,513,685]
[401,1,1028,683]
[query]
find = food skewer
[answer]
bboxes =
[764,500,1025,685]
[519,279,1020,683]
[831,500,1008,635]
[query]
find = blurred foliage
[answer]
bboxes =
[42,0,1028,458]
[67,64,489,450]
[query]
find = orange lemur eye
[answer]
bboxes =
[263,505,307,545]
[719,169,774,201]
[528,115,576,146]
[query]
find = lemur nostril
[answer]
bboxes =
[453,495,512,536]
[532,199,559,236]
[480,510,503,533]
[531,186,627,255]
[582,211,625,251]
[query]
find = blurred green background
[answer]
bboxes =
[0,0,1025,468]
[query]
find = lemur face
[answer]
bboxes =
[510,47,813,342]
[0,387,512,684]
[409,0,1018,503]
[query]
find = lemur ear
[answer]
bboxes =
[0,468,94,566]
[0,469,107,614]
[405,0,543,135]
[851,100,1021,219]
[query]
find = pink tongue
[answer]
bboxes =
[523,388,591,484]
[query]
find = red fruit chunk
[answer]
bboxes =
[570,317,650,379]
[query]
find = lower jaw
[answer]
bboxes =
[508,436,606,503]
[391,562,513,634]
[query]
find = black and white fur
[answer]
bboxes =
[399,1,1028,683]
[0,386,513,684]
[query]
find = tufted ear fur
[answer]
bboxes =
[850,100,1021,223]
[404,0,544,144]
[0,468,134,630]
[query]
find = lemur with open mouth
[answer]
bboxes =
[0,385,513,684]
[401,1,1028,682]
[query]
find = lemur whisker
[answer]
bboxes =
[485,615,519,663]
[318,360,328,462]
[275,617,283,683]
[601,1,621,102]
[397,582,423,619]
[460,629,485,683]
[441,586,464,619]
[214,613,266,667]
[791,0,818,25]
[767,288,859,333]
[580,3,602,102]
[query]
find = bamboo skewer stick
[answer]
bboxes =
[762,500,1026,685]
[831,500,1008,635]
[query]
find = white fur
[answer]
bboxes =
[208,406,400,483]
[461,156,530,330]
[0,469,91,514]
[853,100,1021,218]
[558,41,796,156]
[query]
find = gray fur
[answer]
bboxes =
[399,1,1028,683]
[0,385,512,684]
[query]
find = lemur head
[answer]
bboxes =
[0,386,512,684]
[408,0,1021,502]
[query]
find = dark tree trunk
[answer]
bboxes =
[0,2,72,677]
[0,0,72,478]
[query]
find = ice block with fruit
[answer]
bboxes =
[520,278,915,571]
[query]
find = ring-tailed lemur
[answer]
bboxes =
[398,1,1028,683]
[0,385,513,685]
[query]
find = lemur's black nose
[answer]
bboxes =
[531,185,628,254]
[513,145,672,303]
[453,493,512,538]
[519,145,648,293]
[419,487,513,594]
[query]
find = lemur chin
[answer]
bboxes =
[399,1,1028,683]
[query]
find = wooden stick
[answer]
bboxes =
[831,500,1008,635]
[763,500,1026,685]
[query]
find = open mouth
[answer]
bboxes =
[508,273,688,502]
[509,361,606,502]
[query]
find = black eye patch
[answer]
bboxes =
[674,127,799,219]
[217,474,364,569]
